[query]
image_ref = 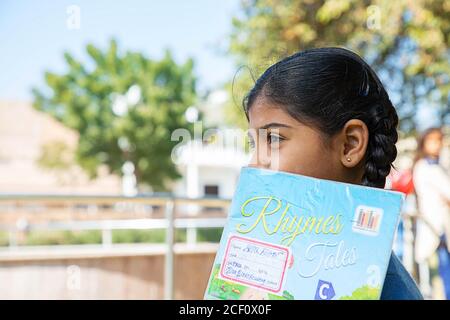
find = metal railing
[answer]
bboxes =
[0,194,230,246]
[0,194,432,298]
[0,194,231,299]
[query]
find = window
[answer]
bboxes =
[204,185,219,197]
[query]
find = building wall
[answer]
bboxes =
[0,101,121,194]
[174,165,240,199]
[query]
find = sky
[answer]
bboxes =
[0,0,240,101]
[0,0,441,130]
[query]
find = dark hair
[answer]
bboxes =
[413,127,443,165]
[243,47,398,188]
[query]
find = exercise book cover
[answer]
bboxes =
[204,167,404,300]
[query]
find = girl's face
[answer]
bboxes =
[247,97,367,185]
[423,130,443,158]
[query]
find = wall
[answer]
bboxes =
[0,243,217,299]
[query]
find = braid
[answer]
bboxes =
[361,98,399,188]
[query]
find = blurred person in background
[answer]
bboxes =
[413,127,450,299]
[389,167,415,268]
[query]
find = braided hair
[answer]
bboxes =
[243,47,398,189]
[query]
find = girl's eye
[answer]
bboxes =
[268,133,283,145]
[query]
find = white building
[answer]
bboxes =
[172,141,249,199]
[171,90,250,199]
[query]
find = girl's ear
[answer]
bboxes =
[339,119,369,168]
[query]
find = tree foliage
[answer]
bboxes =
[33,39,197,191]
[227,0,450,133]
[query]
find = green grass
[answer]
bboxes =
[0,228,223,246]
[24,230,102,246]
[197,228,223,242]
[112,229,186,243]
[0,232,9,246]
[207,264,247,300]
[206,263,293,300]
[339,285,380,300]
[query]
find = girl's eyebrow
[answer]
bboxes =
[259,122,292,130]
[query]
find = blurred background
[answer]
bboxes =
[0,0,449,299]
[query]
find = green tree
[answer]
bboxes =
[227,0,450,134]
[32,39,198,191]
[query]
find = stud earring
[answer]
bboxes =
[346,157,351,162]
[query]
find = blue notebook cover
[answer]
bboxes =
[204,167,404,300]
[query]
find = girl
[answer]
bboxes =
[413,127,450,299]
[244,47,423,299]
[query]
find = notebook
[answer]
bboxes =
[204,167,404,300]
